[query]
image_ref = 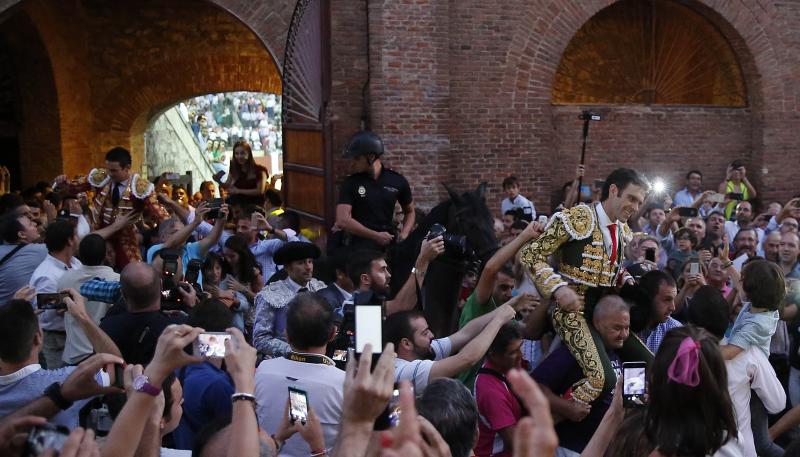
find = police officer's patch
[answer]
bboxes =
[358,185,366,197]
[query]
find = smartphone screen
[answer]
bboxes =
[355,305,383,354]
[677,207,699,218]
[644,248,656,263]
[288,387,309,424]
[623,362,647,408]
[36,293,68,310]
[163,260,178,276]
[374,384,403,430]
[708,193,726,204]
[193,332,231,358]
[26,424,70,456]
[689,262,700,276]
[728,192,744,201]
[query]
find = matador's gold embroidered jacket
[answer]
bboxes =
[519,203,632,299]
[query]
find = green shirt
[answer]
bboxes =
[456,290,498,390]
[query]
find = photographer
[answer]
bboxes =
[0,298,123,428]
[173,300,236,449]
[345,235,445,317]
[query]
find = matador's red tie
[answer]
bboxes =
[608,223,617,264]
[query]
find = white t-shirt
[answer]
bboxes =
[724,346,786,457]
[254,355,345,457]
[394,337,453,392]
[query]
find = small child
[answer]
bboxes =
[721,259,785,359]
[501,176,536,222]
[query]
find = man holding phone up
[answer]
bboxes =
[29,220,82,369]
[254,293,345,456]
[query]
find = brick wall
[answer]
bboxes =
[339,0,800,215]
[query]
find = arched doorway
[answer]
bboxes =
[0,0,333,228]
[547,0,757,200]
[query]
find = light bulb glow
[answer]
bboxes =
[652,179,666,194]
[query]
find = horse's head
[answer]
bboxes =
[443,182,499,262]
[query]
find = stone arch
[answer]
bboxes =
[0,0,297,186]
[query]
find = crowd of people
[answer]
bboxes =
[0,133,799,457]
[179,92,283,175]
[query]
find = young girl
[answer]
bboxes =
[219,140,269,207]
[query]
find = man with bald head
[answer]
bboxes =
[98,262,187,364]
[762,231,782,263]
[533,295,641,454]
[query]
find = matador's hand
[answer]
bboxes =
[553,286,583,312]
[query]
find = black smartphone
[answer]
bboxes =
[645,248,656,263]
[288,387,309,424]
[24,424,70,457]
[593,179,605,190]
[676,207,699,218]
[163,259,178,276]
[727,192,745,201]
[36,292,69,310]
[374,383,402,430]
[100,363,125,389]
[355,303,383,356]
[206,198,224,219]
[622,361,647,408]
[185,259,202,285]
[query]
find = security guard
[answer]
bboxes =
[335,130,415,251]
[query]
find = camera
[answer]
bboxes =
[578,111,602,121]
[427,223,467,256]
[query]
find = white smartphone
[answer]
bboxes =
[355,305,383,354]
[689,262,700,276]
[193,332,232,358]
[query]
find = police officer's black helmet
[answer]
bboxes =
[342,130,384,159]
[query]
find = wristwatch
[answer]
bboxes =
[44,382,73,410]
[132,374,162,396]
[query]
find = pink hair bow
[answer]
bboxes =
[667,337,701,387]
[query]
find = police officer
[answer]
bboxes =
[335,130,415,251]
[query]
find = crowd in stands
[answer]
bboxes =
[1,141,800,457]
[179,92,282,175]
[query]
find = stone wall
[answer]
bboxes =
[145,107,215,193]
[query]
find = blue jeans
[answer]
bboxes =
[751,394,784,457]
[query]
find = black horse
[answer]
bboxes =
[391,182,499,337]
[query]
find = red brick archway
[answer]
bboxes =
[0,0,297,186]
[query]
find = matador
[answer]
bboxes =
[56,147,168,267]
[520,168,653,404]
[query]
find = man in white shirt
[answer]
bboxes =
[30,219,82,369]
[384,302,517,392]
[58,234,120,365]
[725,201,764,248]
[673,170,705,208]
[254,293,344,456]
